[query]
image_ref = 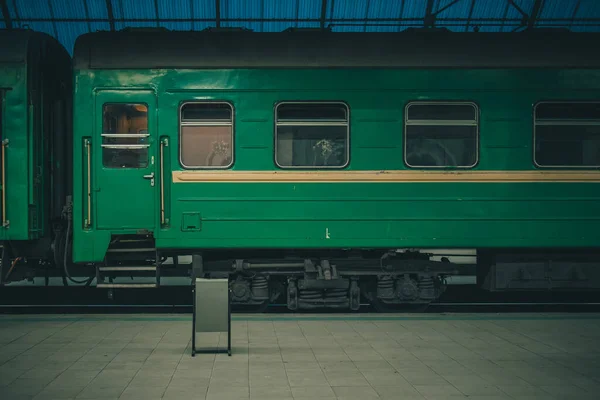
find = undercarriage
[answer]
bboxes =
[4,234,600,312]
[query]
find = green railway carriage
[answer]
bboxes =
[0,29,72,284]
[3,28,597,310]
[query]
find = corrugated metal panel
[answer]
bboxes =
[572,0,600,32]
[397,0,426,30]
[158,0,192,30]
[2,0,600,53]
[85,0,109,18]
[221,0,262,31]
[367,0,405,30]
[11,0,54,36]
[263,0,306,32]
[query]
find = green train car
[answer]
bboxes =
[0,29,72,284]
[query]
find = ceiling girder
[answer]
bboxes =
[153,0,160,27]
[0,0,12,29]
[425,0,461,28]
[527,0,543,29]
[105,0,115,31]
[569,0,582,30]
[509,0,544,30]
[320,0,327,29]
[465,0,477,32]
[424,0,435,27]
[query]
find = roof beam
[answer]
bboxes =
[0,0,12,29]
[397,0,405,32]
[465,0,476,32]
[82,0,92,33]
[569,0,582,30]
[363,0,371,32]
[435,0,461,16]
[154,0,160,27]
[423,0,461,28]
[320,0,327,29]
[527,0,543,29]
[189,0,194,30]
[105,0,115,31]
[424,0,434,28]
[215,0,220,28]
[508,0,527,19]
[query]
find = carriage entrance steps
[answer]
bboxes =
[95,240,161,289]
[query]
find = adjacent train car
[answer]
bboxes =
[0,29,73,285]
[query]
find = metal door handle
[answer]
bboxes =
[143,172,154,179]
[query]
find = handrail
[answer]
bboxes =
[160,138,167,225]
[1,139,8,227]
[101,133,150,138]
[85,139,91,228]
[101,144,150,149]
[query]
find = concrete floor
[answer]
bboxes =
[0,313,599,399]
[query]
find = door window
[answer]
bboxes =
[102,103,149,168]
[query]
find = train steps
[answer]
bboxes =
[96,241,161,289]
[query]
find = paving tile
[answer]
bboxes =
[119,385,167,399]
[372,384,423,397]
[452,383,505,396]
[3,378,49,397]
[162,386,207,400]
[325,369,370,386]
[290,385,336,398]
[319,361,358,371]
[332,385,380,399]
[539,384,594,397]
[249,385,291,399]
[413,384,463,397]
[206,385,249,399]
[286,369,329,387]
[283,361,320,371]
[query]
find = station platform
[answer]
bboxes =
[0,313,599,400]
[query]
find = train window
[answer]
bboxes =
[102,104,149,168]
[275,102,349,168]
[180,102,233,168]
[404,102,478,168]
[534,102,600,167]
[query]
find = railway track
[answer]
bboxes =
[1,285,599,314]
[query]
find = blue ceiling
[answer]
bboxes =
[1,0,599,54]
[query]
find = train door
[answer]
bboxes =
[94,90,157,230]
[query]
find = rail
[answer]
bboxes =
[85,139,91,228]
[160,138,167,225]
[1,139,8,227]
[100,144,150,150]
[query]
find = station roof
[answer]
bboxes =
[1,0,600,55]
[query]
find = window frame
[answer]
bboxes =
[101,102,150,169]
[533,100,600,169]
[274,101,351,169]
[178,100,235,170]
[403,101,480,169]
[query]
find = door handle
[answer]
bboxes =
[143,172,155,187]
